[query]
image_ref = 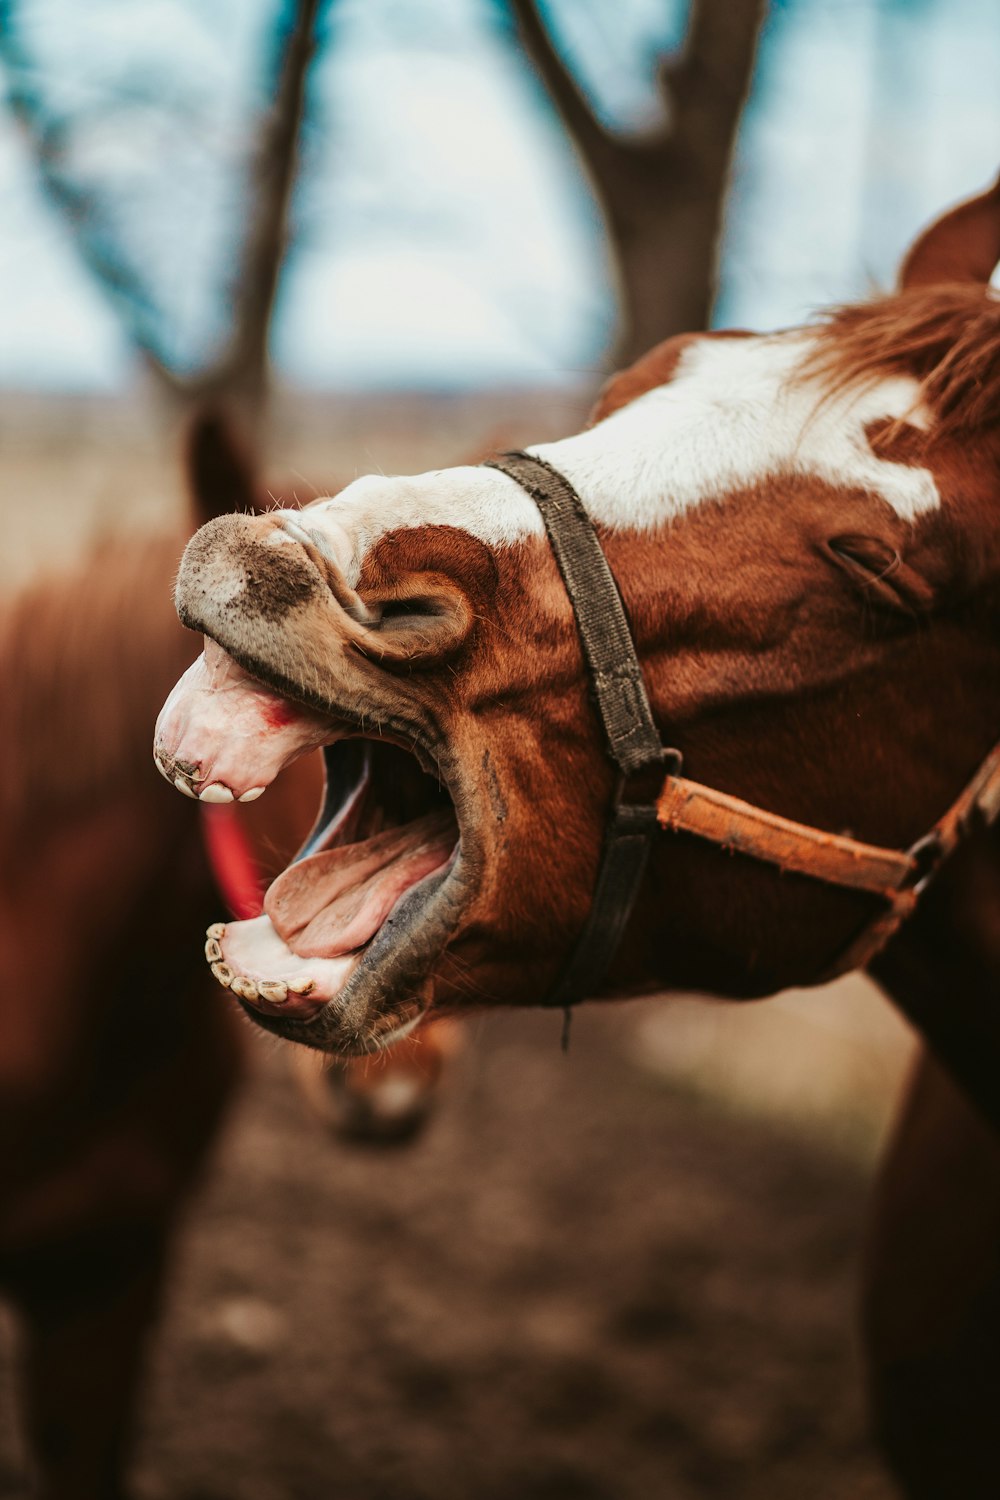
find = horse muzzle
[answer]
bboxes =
[155,514,479,1054]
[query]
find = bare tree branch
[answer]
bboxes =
[0,0,325,411]
[509,0,767,364]
[0,12,175,370]
[201,0,323,410]
[508,0,618,175]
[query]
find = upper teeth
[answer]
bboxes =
[199,784,234,804]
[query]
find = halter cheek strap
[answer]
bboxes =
[485,451,1000,1004]
[485,451,673,1007]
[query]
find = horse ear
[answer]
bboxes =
[184,406,262,526]
[899,174,1000,290]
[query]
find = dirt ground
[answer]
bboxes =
[4,1002,902,1500]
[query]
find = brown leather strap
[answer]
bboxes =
[485,451,669,1007]
[657,776,917,897]
[658,744,1000,978]
[659,746,1000,901]
[931,742,1000,852]
[823,895,921,981]
[485,451,665,773]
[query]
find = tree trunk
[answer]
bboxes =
[510,0,767,365]
[196,0,323,417]
[0,0,323,417]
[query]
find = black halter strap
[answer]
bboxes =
[484,451,676,1007]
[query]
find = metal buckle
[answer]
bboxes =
[612,747,682,810]
[901,832,944,895]
[608,749,682,839]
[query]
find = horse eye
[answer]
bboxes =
[828,534,899,581]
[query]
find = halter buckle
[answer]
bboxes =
[612,747,683,815]
[901,831,944,895]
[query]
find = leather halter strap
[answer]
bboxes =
[486,450,1000,1000]
[658,746,1000,979]
[485,451,670,1006]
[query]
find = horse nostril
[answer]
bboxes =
[154,750,208,799]
[279,515,334,563]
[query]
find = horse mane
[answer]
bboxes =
[0,529,195,828]
[806,284,1000,438]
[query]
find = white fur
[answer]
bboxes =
[285,467,543,587]
[293,330,939,584]
[532,334,937,527]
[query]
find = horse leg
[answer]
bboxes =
[0,924,240,1500]
[861,1047,1000,1498]
[866,820,1000,1497]
[2,1225,170,1500]
[290,1016,463,1144]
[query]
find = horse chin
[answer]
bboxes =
[207,727,472,1057]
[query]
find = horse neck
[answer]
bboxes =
[0,530,199,832]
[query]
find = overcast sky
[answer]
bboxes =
[0,0,998,391]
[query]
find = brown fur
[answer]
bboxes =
[0,534,193,828]
[0,524,243,1498]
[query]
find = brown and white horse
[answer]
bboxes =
[156,179,1000,1494]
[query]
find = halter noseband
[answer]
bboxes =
[485,451,1000,1005]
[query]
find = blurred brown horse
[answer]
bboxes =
[0,515,240,1500]
[0,426,455,1500]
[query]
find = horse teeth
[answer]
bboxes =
[239,786,266,803]
[205,938,223,963]
[206,922,226,941]
[287,976,315,996]
[211,962,234,989]
[199,784,234,804]
[258,980,288,1004]
[173,774,197,799]
[230,975,259,1001]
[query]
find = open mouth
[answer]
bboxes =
[154,643,463,1052]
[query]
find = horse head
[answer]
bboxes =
[155,178,1000,1054]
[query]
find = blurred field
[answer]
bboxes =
[0,388,593,584]
[0,397,915,1497]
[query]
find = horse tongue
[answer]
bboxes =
[264,811,456,960]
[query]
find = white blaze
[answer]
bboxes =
[283,329,939,584]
